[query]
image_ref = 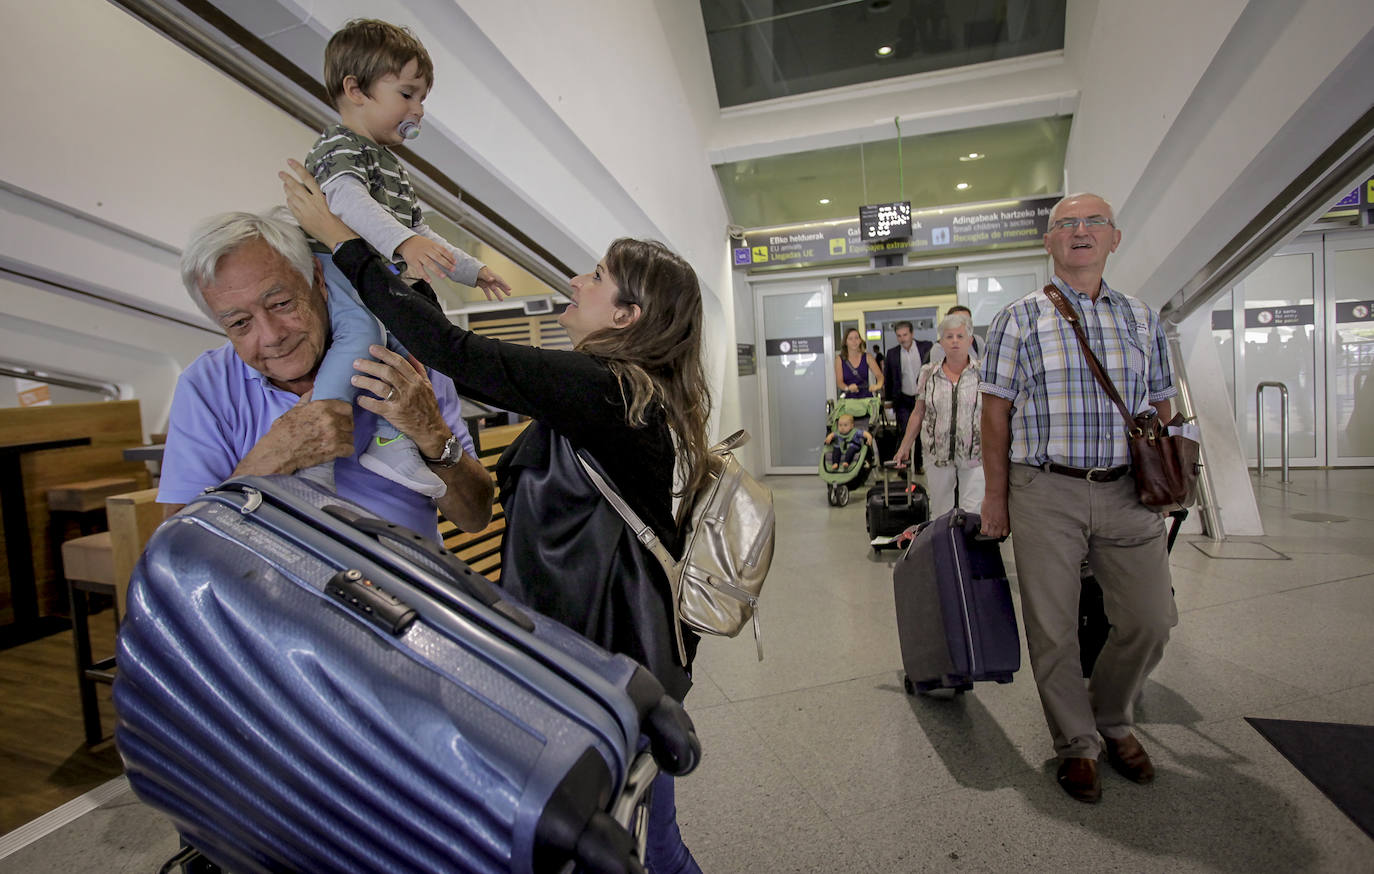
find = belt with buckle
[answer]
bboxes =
[1043,462,1131,482]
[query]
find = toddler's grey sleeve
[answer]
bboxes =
[321,175,415,262]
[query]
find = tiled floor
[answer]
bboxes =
[3,469,1372,872]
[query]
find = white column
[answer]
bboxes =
[1176,307,1264,535]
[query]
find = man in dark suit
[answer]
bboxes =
[883,320,932,469]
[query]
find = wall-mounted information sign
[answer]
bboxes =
[1336,301,1374,323]
[733,195,1059,271]
[1244,305,1314,328]
[737,343,756,375]
[859,201,911,241]
[764,337,823,356]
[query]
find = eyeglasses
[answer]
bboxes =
[1050,216,1114,232]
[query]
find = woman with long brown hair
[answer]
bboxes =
[835,326,884,397]
[283,160,710,873]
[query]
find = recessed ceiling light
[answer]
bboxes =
[818,198,831,204]
[875,45,894,57]
[956,182,970,190]
[958,152,985,162]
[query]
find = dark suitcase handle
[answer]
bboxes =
[321,504,536,633]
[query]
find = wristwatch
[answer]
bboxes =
[420,432,463,469]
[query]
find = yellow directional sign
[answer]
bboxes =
[829,238,847,256]
[752,245,769,263]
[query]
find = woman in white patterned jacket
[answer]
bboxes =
[893,311,985,516]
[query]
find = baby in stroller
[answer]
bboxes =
[818,394,882,506]
[824,414,874,471]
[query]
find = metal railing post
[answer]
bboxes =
[1255,382,1290,483]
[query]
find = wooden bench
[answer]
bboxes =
[442,422,528,582]
[0,399,150,628]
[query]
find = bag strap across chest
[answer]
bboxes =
[1041,283,1142,434]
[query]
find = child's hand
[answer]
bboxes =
[476,266,512,301]
[397,236,458,284]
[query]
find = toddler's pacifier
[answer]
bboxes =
[398,120,422,140]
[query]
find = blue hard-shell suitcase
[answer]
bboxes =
[113,475,699,874]
[893,508,1020,695]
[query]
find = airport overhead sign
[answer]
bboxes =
[733,195,1060,272]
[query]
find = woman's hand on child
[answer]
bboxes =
[397,236,458,284]
[279,160,358,249]
[476,266,512,301]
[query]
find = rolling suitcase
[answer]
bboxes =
[894,508,1020,695]
[1079,508,1188,678]
[866,463,929,552]
[113,475,700,874]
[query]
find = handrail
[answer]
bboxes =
[1255,382,1291,482]
[0,362,120,401]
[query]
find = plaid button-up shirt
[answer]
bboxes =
[979,276,1177,469]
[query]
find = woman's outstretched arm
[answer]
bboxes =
[281,160,625,440]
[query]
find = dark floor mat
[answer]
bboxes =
[1245,717,1374,840]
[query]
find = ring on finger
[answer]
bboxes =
[385,387,396,402]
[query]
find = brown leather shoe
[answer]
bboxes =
[1056,757,1101,803]
[1103,733,1155,784]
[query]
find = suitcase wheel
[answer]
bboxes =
[912,678,972,697]
[903,674,915,696]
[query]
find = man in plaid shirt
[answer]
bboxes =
[979,193,1178,804]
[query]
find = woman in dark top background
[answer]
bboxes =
[283,160,710,873]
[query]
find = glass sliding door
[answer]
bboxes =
[1236,239,1324,465]
[1326,233,1374,464]
[958,257,1048,336]
[756,279,832,472]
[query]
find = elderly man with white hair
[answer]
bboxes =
[158,208,492,539]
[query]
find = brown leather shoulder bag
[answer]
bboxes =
[1042,284,1201,511]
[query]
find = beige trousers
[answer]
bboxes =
[1007,463,1176,760]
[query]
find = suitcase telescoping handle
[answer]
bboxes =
[322,504,536,633]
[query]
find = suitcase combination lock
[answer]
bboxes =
[325,569,418,636]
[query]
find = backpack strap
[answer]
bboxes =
[568,437,691,665]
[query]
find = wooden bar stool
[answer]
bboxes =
[61,530,119,746]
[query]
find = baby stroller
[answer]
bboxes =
[819,394,882,506]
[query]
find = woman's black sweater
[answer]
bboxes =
[334,239,679,548]
[334,239,695,696]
